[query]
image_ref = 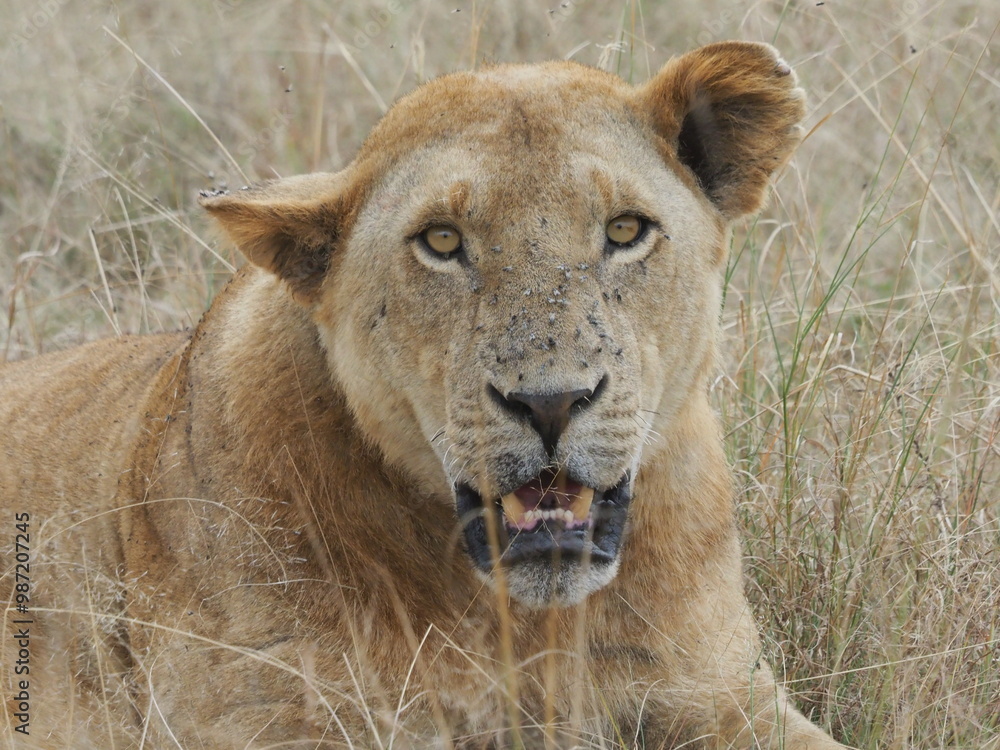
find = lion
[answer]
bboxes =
[0,42,848,748]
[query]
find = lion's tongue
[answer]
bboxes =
[500,468,595,530]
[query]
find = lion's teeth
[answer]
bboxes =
[501,492,526,523]
[571,486,595,521]
[504,485,596,526]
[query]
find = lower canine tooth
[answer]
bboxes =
[571,486,596,521]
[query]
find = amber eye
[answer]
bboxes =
[606,215,644,246]
[422,225,463,256]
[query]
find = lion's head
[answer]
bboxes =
[201,42,804,608]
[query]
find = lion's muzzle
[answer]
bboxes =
[455,470,631,607]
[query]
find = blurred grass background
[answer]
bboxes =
[1,0,998,746]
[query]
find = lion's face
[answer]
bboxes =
[202,44,804,607]
[323,73,726,607]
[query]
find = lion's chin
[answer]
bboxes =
[500,556,623,609]
[455,472,632,608]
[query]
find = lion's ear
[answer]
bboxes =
[199,171,362,305]
[636,41,805,219]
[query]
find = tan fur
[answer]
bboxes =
[1,43,848,748]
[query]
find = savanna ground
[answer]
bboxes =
[1,0,998,747]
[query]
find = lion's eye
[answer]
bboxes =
[606,215,644,246]
[422,225,463,257]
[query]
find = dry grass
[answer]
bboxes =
[2,0,998,747]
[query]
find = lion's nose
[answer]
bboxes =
[490,380,604,455]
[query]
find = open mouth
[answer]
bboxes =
[500,467,595,531]
[455,469,632,573]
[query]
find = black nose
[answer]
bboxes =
[489,379,604,455]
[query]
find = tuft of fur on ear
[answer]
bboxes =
[199,171,362,305]
[636,41,805,219]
